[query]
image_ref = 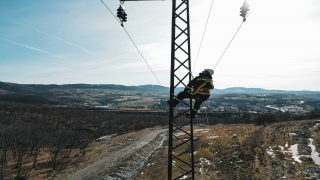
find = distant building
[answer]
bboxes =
[199,107,207,112]
[123,105,137,108]
[218,106,224,112]
[136,105,147,109]
[94,106,110,109]
[266,105,285,112]
[282,105,303,113]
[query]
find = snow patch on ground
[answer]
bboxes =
[207,136,219,139]
[288,144,302,163]
[180,175,188,179]
[309,138,320,165]
[266,138,320,165]
[199,158,211,173]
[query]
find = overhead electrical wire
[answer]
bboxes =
[100,0,119,23]
[192,0,215,74]
[192,1,254,71]
[213,22,244,70]
[213,8,254,70]
[100,0,162,86]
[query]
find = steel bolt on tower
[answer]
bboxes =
[118,0,194,179]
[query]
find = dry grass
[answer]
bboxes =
[138,120,318,180]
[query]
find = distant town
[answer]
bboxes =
[86,89,320,118]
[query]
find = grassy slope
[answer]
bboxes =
[138,120,320,180]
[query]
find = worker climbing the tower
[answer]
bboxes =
[168,69,214,118]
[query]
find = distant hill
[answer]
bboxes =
[212,87,320,99]
[67,84,169,93]
[0,82,167,94]
[1,81,320,104]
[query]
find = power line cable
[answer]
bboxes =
[214,8,254,70]
[101,0,120,23]
[100,0,162,86]
[213,22,244,70]
[192,0,215,73]
[122,27,163,86]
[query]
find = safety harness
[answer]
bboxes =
[189,77,214,95]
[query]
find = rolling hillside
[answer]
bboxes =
[1,81,320,105]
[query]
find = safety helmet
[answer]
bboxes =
[204,69,214,75]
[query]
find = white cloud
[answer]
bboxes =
[0,37,72,61]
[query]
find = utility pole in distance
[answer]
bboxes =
[117,0,194,179]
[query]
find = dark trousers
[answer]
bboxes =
[173,91,210,116]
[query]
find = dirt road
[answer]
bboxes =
[61,128,167,180]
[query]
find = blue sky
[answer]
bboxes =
[0,0,320,91]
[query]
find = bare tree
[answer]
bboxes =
[77,131,91,156]
[0,126,13,166]
[47,127,69,170]
[29,120,47,168]
[13,122,29,179]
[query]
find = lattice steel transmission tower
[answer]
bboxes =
[117,0,194,179]
[168,0,194,179]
